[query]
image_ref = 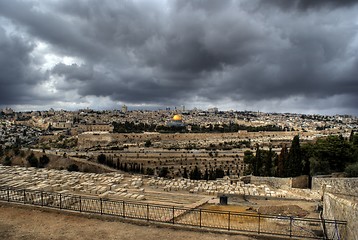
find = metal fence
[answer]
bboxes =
[0,186,346,239]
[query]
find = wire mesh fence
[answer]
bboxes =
[0,186,346,239]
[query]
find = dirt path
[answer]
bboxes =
[0,203,266,240]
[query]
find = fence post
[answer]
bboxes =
[289,217,293,238]
[322,219,326,238]
[100,198,103,215]
[59,194,62,209]
[23,189,26,204]
[7,187,10,202]
[228,212,230,231]
[147,204,149,221]
[172,206,175,224]
[79,196,82,212]
[334,220,340,239]
[123,201,125,218]
[200,209,202,228]
[258,213,261,234]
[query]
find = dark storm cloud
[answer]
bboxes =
[0,0,358,115]
[52,63,94,83]
[0,0,108,61]
[0,25,51,105]
[263,0,358,9]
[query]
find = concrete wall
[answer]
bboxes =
[323,193,357,240]
[312,177,358,196]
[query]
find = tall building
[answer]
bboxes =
[208,107,219,113]
[121,104,128,113]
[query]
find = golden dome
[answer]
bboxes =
[173,114,182,121]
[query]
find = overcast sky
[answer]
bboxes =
[1,0,358,115]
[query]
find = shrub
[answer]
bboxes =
[39,155,50,167]
[67,164,79,172]
[345,162,358,177]
[27,153,38,167]
[146,167,154,175]
[144,140,152,147]
[3,156,12,166]
[158,167,169,178]
[97,154,106,164]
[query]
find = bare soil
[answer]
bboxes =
[257,205,308,217]
[0,203,267,240]
[203,198,319,219]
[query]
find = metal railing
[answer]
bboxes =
[0,186,346,239]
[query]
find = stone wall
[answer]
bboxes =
[291,175,309,188]
[249,176,292,188]
[323,193,357,240]
[77,133,113,148]
[312,177,358,196]
[249,175,309,189]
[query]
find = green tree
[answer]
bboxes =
[203,168,209,180]
[67,164,79,172]
[300,144,312,176]
[39,155,50,168]
[27,152,38,167]
[243,150,255,175]
[309,157,330,176]
[311,135,353,174]
[97,154,106,164]
[349,130,356,143]
[146,167,154,175]
[287,135,303,177]
[0,145,3,157]
[345,162,358,177]
[3,156,12,166]
[277,145,288,177]
[12,146,21,156]
[190,166,202,180]
[260,147,275,176]
[144,140,152,147]
[215,168,225,179]
[182,167,188,178]
[158,167,169,178]
[209,169,216,180]
[254,144,263,176]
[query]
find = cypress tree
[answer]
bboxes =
[183,167,188,178]
[209,169,216,180]
[203,168,209,180]
[254,144,262,176]
[190,166,202,180]
[262,147,274,176]
[287,135,303,177]
[277,144,288,177]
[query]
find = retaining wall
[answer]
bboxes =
[312,177,358,196]
[323,193,357,240]
[249,176,291,188]
[249,175,309,189]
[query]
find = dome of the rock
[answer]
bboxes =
[173,115,182,121]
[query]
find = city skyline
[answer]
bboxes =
[1,0,358,116]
